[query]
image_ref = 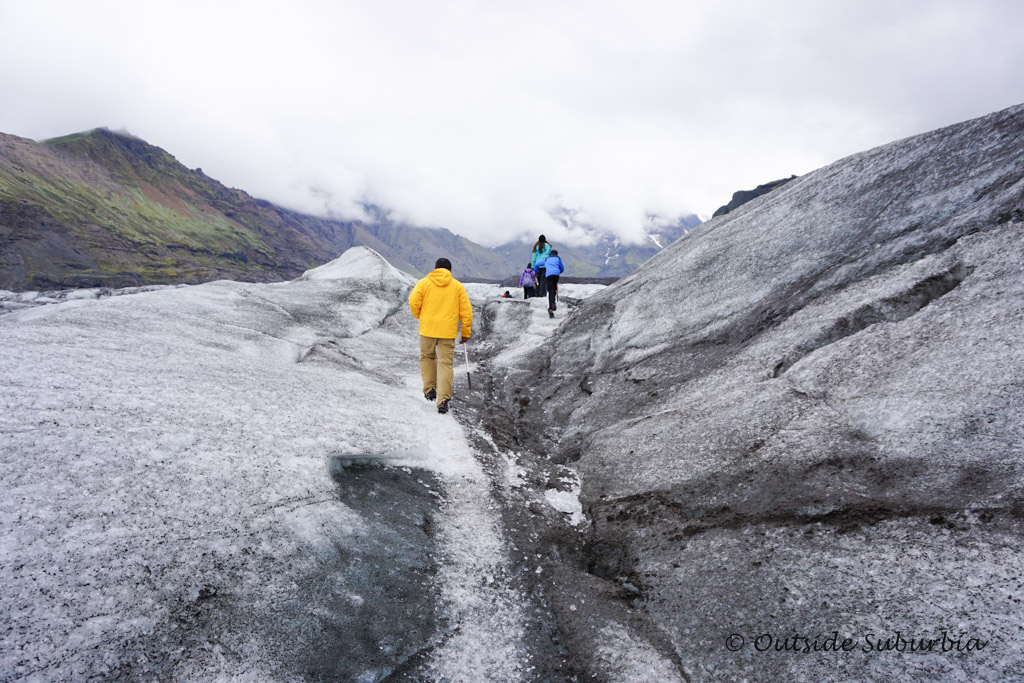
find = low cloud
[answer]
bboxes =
[2,0,1022,247]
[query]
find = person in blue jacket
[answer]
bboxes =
[542,249,564,317]
[530,235,553,297]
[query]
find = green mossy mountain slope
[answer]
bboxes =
[0,128,515,290]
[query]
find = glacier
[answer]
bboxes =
[0,249,605,680]
[3,101,1024,682]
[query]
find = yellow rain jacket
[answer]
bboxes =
[408,268,473,339]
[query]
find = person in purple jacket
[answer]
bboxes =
[519,264,537,299]
[542,250,564,317]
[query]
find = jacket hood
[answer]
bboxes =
[427,268,453,287]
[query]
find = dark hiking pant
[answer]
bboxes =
[547,275,559,311]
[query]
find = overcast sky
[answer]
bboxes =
[1,0,1022,246]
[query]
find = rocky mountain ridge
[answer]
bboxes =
[0,128,516,290]
[712,175,797,217]
[1,128,705,290]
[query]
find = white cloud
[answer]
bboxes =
[1,0,1022,246]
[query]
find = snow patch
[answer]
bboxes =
[503,452,528,489]
[596,622,685,682]
[544,477,585,527]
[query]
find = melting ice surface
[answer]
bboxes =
[0,248,610,681]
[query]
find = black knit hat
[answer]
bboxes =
[435,257,452,271]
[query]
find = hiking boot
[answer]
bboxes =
[548,309,554,318]
[437,399,450,414]
[424,388,436,401]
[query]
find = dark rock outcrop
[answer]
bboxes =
[712,174,797,217]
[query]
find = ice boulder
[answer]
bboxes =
[299,246,416,288]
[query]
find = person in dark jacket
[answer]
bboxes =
[530,235,552,297]
[542,250,564,317]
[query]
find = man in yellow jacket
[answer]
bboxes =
[408,257,473,414]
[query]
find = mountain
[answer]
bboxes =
[488,103,1024,680]
[0,127,701,290]
[495,209,702,278]
[0,128,516,290]
[712,174,797,217]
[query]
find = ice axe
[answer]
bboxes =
[463,341,472,393]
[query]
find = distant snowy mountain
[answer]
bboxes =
[495,208,701,278]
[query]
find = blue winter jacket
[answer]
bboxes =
[542,255,564,277]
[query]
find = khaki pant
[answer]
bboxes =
[420,335,456,402]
